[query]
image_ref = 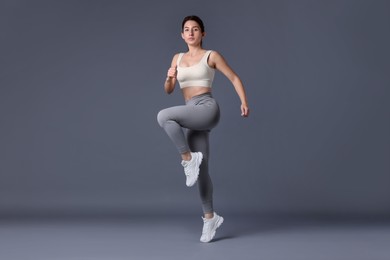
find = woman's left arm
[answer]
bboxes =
[210,51,249,117]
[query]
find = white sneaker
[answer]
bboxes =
[200,212,224,243]
[181,152,203,187]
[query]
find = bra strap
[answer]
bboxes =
[177,53,184,66]
[202,50,212,64]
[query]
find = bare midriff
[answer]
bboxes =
[182,86,211,101]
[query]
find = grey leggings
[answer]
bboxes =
[157,93,220,214]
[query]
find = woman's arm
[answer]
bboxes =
[210,51,250,117]
[164,54,179,94]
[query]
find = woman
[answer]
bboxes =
[157,15,249,243]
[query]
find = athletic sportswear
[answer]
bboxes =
[181,152,203,187]
[176,50,215,89]
[200,212,224,243]
[157,93,220,213]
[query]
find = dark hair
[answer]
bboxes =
[181,15,205,33]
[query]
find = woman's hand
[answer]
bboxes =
[241,104,249,117]
[167,65,177,79]
[164,65,177,94]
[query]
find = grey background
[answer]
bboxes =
[1,0,389,218]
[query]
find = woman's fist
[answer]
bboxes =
[167,65,177,78]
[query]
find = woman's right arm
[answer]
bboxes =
[164,54,179,94]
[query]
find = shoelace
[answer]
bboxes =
[184,166,191,176]
[202,218,213,234]
[184,161,193,176]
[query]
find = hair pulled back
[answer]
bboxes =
[181,15,205,33]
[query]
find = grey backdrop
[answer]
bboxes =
[1,0,389,217]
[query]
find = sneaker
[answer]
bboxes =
[181,152,203,187]
[200,212,224,243]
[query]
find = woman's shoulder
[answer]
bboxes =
[208,50,224,61]
[171,52,186,60]
[172,52,182,58]
[170,53,182,65]
[208,50,223,58]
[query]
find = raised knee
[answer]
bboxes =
[157,110,167,127]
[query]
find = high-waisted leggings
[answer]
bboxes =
[157,92,220,214]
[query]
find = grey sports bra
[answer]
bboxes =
[176,50,215,89]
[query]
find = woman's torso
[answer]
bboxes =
[176,50,215,101]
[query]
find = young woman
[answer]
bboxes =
[157,15,249,243]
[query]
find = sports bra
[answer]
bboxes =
[176,50,215,89]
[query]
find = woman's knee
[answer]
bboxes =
[157,109,168,127]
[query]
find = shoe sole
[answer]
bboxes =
[186,152,203,187]
[200,216,224,243]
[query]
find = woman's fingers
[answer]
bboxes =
[167,65,177,78]
[241,105,249,117]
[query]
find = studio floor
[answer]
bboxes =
[1,213,389,260]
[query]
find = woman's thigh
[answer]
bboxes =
[160,103,219,131]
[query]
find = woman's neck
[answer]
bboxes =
[187,46,204,56]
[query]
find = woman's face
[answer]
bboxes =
[181,20,204,46]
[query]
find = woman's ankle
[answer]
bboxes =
[181,152,192,161]
[204,212,214,219]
